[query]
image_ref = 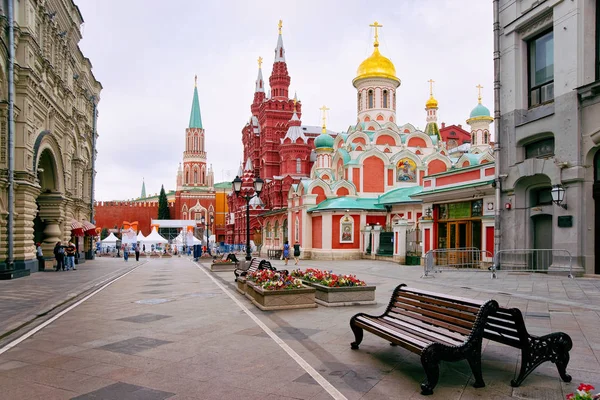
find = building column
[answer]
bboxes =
[322,213,332,252]
[13,181,41,272]
[393,219,409,263]
[371,224,382,260]
[362,226,372,254]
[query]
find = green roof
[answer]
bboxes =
[377,186,424,205]
[411,180,494,197]
[189,86,203,129]
[424,122,441,141]
[338,148,351,165]
[309,197,385,212]
[214,181,233,189]
[140,180,146,198]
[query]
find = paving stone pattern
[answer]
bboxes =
[0,256,599,399]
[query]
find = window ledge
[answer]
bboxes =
[515,102,555,127]
[577,80,600,101]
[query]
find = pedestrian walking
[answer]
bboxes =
[143,244,146,252]
[283,240,290,266]
[293,240,301,265]
[123,244,129,262]
[36,243,44,271]
[134,244,140,261]
[53,241,65,271]
[65,241,77,270]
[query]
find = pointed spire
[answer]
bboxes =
[189,76,203,129]
[274,19,286,62]
[237,162,243,177]
[141,179,146,198]
[255,56,264,93]
[245,158,254,172]
[291,92,300,121]
[477,84,483,104]
[320,105,330,134]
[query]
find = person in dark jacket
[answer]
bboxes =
[65,242,77,270]
[293,240,301,265]
[134,244,140,261]
[53,241,65,271]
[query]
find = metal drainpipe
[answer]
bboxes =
[493,0,502,256]
[7,0,15,268]
[90,96,97,224]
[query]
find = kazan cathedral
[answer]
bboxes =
[227,22,496,262]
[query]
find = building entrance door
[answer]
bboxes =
[448,222,469,265]
[532,214,553,271]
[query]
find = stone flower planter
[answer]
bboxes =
[210,262,236,272]
[304,282,376,307]
[245,281,317,311]
[236,277,247,295]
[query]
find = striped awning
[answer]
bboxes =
[71,220,85,236]
[82,221,96,235]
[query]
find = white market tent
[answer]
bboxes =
[136,231,146,242]
[100,232,118,250]
[173,231,201,246]
[142,227,168,247]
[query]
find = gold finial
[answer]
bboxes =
[293,94,297,110]
[257,56,263,69]
[194,75,197,87]
[278,19,283,34]
[476,84,483,103]
[428,79,435,96]
[369,21,383,47]
[320,105,330,133]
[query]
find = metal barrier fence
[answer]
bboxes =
[422,248,494,278]
[490,249,573,279]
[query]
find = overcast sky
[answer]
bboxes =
[76,0,494,201]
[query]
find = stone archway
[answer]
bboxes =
[35,147,67,266]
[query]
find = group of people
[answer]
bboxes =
[282,240,301,266]
[52,241,78,271]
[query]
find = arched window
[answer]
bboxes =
[182,212,187,220]
[357,93,362,111]
[185,171,189,184]
[194,170,198,184]
[296,158,301,173]
[383,90,388,108]
[274,221,279,238]
[295,216,300,241]
[266,222,271,238]
[368,90,374,109]
[393,93,396,108]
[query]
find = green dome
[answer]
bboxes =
[315,133,334,149]
[470,103,491,118]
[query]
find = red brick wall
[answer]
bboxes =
[427,159,447,175]
[95,202,160,235]
[332,215,360,249]
[363,157,384,192]
[312,216,322,249]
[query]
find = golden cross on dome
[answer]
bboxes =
[194,75,197,87]
[257,56,263,68]
[428,79,435,96]
[370,21,383,46]
[476,84,483,103]
[320,105,330,132]
[278,19,283,34]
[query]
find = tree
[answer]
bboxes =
[100,228,109,240]
[158,184,170,220]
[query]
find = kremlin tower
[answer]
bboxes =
[467,84,494,153]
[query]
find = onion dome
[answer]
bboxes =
[425,95,438,109]
[315,133,334,149]
[353,22,399,85]
[468,84,494,122]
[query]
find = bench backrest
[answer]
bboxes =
[386,284,498,342]
[482,307,528,348]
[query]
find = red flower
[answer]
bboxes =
[566,394,574,400]
[579,384,595,392]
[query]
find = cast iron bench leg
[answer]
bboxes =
[420,345,441,396]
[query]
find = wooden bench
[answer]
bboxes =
[480,301,572,387]
[267,249,282,260]
[349,284,499,395]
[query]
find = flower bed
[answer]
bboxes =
[236,276,247,294]
[291,268,376,307]
[567,383,600,400]
[245,270,316,310]
[210,261,236,272]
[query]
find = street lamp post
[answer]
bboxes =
[200,215,214,255]
[232,175,264,261]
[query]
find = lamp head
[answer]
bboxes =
[254,177,264,196]
[232,176,242,195]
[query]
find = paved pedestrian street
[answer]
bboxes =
[0,257,599,399]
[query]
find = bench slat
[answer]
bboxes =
[388,307,474,336]
[390,302,475,331]
[356,316,431,350]
[393,295,478,323]
[397,291,482,314]
[383,314,469,343]
[381,316,466,347]
[402,287,485,308]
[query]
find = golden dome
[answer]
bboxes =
[426,95,438,109]
[353,45,400,85]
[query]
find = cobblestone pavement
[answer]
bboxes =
[0,256,598,399]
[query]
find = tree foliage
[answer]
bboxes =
[158,185,170,220]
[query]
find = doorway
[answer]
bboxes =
[532,214,553,271]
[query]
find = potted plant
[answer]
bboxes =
[245,270,316,311]
[291,268,376,306]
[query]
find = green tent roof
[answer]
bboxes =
[377,186,424,205]
[189,86,203,129]
[309,197,385,212]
